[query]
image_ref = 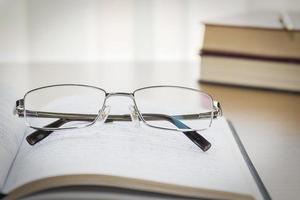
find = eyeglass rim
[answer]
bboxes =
[132,85,215,131]
[22,84,217,132]
[23,84,107,130]
[23,84,215,97]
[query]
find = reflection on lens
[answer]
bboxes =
[24,85,106,129]
[134,86,214,130]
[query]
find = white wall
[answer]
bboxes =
[0,0,28,62]
[0,0,299,63]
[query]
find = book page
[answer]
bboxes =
[0,85,26,191]
[3,114,262,199]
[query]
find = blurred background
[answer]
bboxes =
[0,0,299,63]
[0,1,300,199]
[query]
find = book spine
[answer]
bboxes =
[200,49,300,64]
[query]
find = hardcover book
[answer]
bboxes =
[199,11,300,92]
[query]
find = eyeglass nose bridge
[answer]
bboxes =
[102,92,136,112]
[98,92,141,127]
[103,92,137,109]
[106,92,134,98]
[103,92,136,110]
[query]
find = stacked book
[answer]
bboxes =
[199,11,300,92]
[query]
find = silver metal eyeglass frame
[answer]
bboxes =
[14,84,222,152]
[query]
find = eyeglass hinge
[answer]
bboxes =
[213,101,222,118]
[14,99,25,116]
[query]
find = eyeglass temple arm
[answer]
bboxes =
[26,118,69,145]
[142,114,211,151]
[24,113,211,151]
[15,99,222,121]
[15,99,221,150]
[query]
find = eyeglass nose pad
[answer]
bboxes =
[98,105,111,123]
[129,105,140,128]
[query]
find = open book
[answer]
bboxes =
[0,87,270,200]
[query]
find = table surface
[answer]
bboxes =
[1,62,299,200]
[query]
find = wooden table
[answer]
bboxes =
[200,83,300,200]
[1,62,299,199]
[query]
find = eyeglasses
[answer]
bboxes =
[14,84,222,151]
